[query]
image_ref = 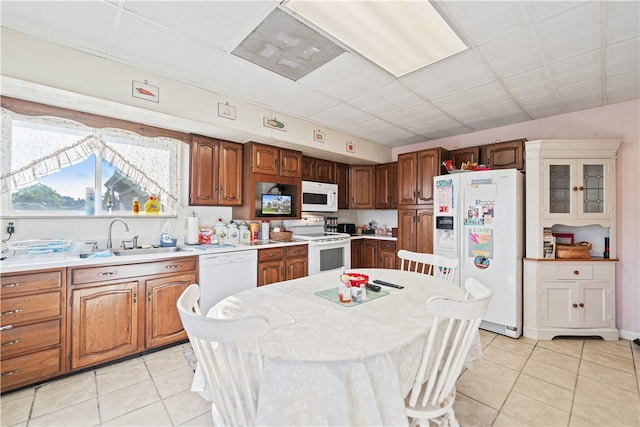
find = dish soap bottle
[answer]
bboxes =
[145,196,160,214]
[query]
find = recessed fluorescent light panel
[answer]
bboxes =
[232,8,345,81]
[285,0,467,77]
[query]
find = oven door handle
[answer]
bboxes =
[309,238,350,247]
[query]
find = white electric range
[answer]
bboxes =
[284,214,351,275]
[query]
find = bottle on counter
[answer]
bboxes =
[338,267,351,303]
[603,237,610,259]
[144,196,160,214]
[249,222,260,241]
[132,197,140,214]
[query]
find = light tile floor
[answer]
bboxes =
[2,331,639,426]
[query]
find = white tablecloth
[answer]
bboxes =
[202,268,474,426]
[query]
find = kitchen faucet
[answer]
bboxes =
[106,218,130,249]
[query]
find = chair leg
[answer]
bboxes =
[447,408,460,427]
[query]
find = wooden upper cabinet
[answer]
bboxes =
[301,156,335,183]
[218,141,243,205]
[336,163,350,209]
[189,134,243,206]
[301,156,315,181]
[398,148,447,206]
[483,138,525,170]
[251,143,279,175]
[249,143,301,178]
[315,159,336,183]
[349,165,375,209]
[280,148,302,178]
[448,147,480,170]
[375,162,397,209]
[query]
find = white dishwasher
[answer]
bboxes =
[198,250,257,314]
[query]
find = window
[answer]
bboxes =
[1,109,180,216]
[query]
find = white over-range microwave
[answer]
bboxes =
[301,181,338,212]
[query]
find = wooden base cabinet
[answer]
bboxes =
[350,238,397,269]
[1,269,66,393]
[258,245,308,286]
[69,257,196,370]
[523,260,618,341]
[397,209,433,257]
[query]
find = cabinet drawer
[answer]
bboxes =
[259,248,285,261]
[72,257,197,284]
[557,265,593,280]
[286,245,308,258]
[1,270,62,296]
[1,347,62,391]
[380,240,396,251]
[1,292,61,326]
[1,319,60,359]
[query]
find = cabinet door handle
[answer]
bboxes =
[572,303,578,308]
[1,308,23,316]
[1,282,23,288]
[579,303,584,308]
[148,291,152,302]
[572,186,578,191]
[97,271,116,277]
[0,325,14,331]
[573,270,580,275]
[165,264,180,269]
[2,338,23,347]
[1,369,23,377]
[133,292,137,304]
[578,186,584,191]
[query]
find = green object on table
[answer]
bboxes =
[314,287,389,307]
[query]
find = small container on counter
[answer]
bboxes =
[249,222,260,241]
[261,220,270,241]
[239,222,251,244]
[227,221,239,243]
[198,228,212,244]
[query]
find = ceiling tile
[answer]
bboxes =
[607,38,640,76]
[261,84,340,118]
[523,1,584,23]
[606,71,640,103]
[606,1,640,43]
[503,68,553,99]
[199,53,292,103]
[400,68,458,100]
[463,82,512,107]
[300,53,393,101]
[439,1,526,45]
[309,103,375,129]
[382,102,449,127]
[349,82,424,116]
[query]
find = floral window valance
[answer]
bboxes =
[0,108,179,209]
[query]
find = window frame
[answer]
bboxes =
[1,96,189,218]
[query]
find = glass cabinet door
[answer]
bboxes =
[543,159,613,220]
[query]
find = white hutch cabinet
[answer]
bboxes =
[524,140,621,341]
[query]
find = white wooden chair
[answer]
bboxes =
[398,249,459,283]
[405,277,492,427]
[177,284,269,426]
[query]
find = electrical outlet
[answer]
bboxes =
[6,221,15,234]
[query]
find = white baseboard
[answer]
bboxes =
[619,329,640,341]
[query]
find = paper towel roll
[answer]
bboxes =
[186,216,199,244]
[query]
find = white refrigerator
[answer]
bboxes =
[433,169,524,338]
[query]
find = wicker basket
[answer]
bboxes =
[269,231,292,242]
[556,241,592,259]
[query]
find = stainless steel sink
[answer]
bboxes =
[112,247,187,256]
[79,246,189,258]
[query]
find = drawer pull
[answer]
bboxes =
[1,282,23,288]
[2,338,23,347]
[97,271,116,277]
[573,270,579,275]
[2,369,23,377]
[0,325,14,331]
[579,303,584,308]
[165,264,180,269]
[578,186,584,191]
[1,308,23,316]
[572,186,578,191]
[572,303,578,308]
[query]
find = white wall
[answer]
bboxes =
[392,99,640,338]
